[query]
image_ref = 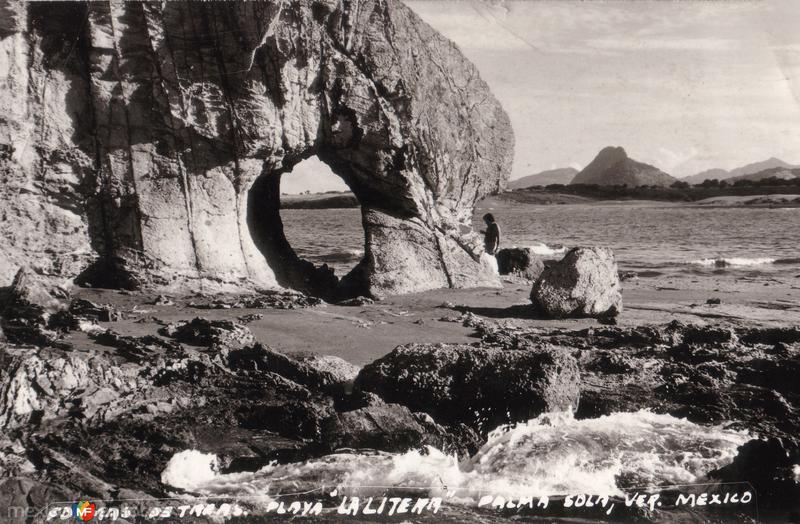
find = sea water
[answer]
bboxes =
[161,410,749,513]
[281,202,800,280]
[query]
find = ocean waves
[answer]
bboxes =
[690,257,778,267]
[161,410,748,503]
[526,242,568,256]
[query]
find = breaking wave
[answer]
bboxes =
[315,249,364,264]
[162,410,748,503]
[527,243,568,257]
[690,257,777,267]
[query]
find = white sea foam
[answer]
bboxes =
[481,252,499,275]
[161,450,220,491]
[691,257,776,267]
[162,411,748,501]
[526,243,568,257]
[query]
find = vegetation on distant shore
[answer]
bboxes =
[281,191,359,209]
[513,176,800,203]
[281,176,800,209]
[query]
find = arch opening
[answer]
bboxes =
[247,155,369,302]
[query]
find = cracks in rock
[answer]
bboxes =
[105,4,145,252]
[431,231,454,288]
[243,0,285,74]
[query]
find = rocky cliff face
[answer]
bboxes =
[0,0,513,298]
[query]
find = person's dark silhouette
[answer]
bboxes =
[482,213,500,255]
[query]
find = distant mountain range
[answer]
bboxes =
[509,153,799,192]
[682,157,799,184]
[727,166,800,183]
[508,167,578,189]
[570,146,678,187]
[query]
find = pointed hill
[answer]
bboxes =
[570,147,677,187]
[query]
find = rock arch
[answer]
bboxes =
[0,0,514,296]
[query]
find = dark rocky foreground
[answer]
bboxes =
[1,272,799,522]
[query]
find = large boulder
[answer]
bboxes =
[226,344,356,396]
[710,438,800,511]
[0,268,69,345]
[530,247,622,318]
[0,1,513,298]
[322,402,455,454]
[355,343,580,434]
[495,247,545,280]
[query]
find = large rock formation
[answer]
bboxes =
[531,246,622,318]
[571,146,676,187]
[0,0,513,298]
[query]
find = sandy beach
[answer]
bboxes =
[64,269,800,366]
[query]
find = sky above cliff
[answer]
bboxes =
[282,0,800,192]
[406,0,800,180]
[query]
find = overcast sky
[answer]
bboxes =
[283,0,800,192]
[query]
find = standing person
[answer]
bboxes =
[482,213,500,255]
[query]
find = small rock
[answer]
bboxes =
[189,290,323,310]
[236,313,264,324]
[159,318,255,349]
[149,294,174,306]
[69,298,123,322]
[495,247,545,280]
[706,297,722,305]
[336,296,374,306]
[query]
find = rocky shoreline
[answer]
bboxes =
[1,268,799,522]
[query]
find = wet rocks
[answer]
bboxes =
[295,354,360,392]
[68,298,122,322]
[1,268,66,314]
[471,320,800,447]
[336,296,376,307]
[192,426,309,473]
[90,331,183,362]
[530,247,622,318]
[159,318,255,350]
[323,403,444,453]
[188,290,323,310]
[355,343,580,434]
[495,247,545,280]
[227,345,355,396]
[710,437,800,511]
[0,268,67,346]
[0,346,148,430]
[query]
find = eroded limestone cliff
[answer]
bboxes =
[0,0,513,298]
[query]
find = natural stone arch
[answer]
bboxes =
[0,0,514,296]
[247,152,367,300]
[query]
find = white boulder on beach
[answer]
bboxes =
[531,247,623,318]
